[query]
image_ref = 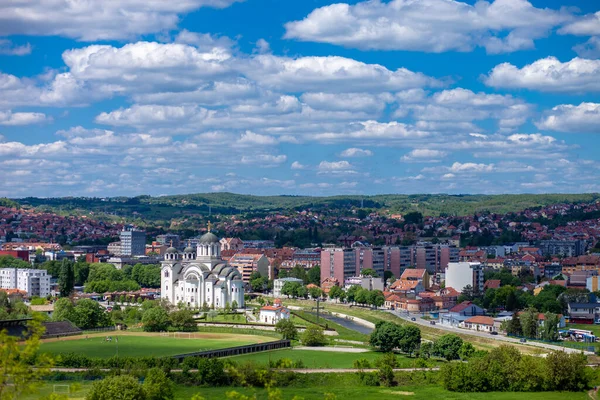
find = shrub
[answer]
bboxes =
[301,325,327,347]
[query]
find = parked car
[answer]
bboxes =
[429,321,436,325]
[520,338,527,343]
[490,331,498,335]
[411,317,416,321]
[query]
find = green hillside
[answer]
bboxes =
[14,192,600,221]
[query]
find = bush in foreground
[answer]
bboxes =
[441,345,593,392]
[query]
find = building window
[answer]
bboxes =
[164,271,169,278]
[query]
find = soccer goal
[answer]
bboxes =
[53,385,70,395]
[175,332,192,339]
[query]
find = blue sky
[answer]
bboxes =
[1,0,600,197]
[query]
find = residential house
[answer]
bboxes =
[462,316,496,333]
[259,305,290,325]
[440,301,485,327]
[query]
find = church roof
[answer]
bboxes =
[165,247,178,254]
[199,232,219,244]
[184,246,195,253]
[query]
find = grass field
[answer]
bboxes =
[38,332,267,358]
[227,349,441,369]
[24,382,589,400]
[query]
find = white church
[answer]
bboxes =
[161,227,244,309]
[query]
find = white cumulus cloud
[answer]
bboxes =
[536,103,600,133]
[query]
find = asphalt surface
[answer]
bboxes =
[388,310,594,355]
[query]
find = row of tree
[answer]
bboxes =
[503,308,561,341]
[441,345,593,392]
[328,285,386,309]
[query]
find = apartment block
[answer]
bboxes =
[0,268,52,297]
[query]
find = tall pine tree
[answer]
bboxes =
[58,259,75,298]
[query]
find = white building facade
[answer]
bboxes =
[0,268,52,297]
[161,230,244,309]
[444,262,484,293]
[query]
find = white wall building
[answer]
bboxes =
[259,305,290,325]
[161,230,244,310]
[0,268,52,297]
[120,226,146,256]
[444,262,484,293]
[273,277,303,298]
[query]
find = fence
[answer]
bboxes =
[171,339,291,362]
[84,326,116,334]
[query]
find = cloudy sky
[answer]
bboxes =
[1,0,600,197]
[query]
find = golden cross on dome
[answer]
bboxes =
[170,240,173,247]
[207,221,212,232]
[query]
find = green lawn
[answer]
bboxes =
[39,334,263,358]
[24,382,589,400]
[227,349,442,369]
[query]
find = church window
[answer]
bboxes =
[166,286,168,291]
[164,271,169,278]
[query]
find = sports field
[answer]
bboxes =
[39,332,268,358]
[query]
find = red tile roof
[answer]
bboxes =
[400,269,427,280]
[465,316,495,325]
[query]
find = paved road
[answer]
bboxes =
[388,310,593,355]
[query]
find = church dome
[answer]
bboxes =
[199,232,219,244]
[165,246,178,254]
[184,245,195,253]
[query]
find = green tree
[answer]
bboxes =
[0,315,53,400]
[52,298,76,324]
[361,268,378,277]
[307,265,321,285]
[169,309,196,331]
[328,285,343,302]
[72,299,110,329]
[86,375,145,400]
[458,342,476,360]
[275,319,298,340]
[58,259,75,298]
[434,334,463,361]
[519,308,539,339]
[504,314,522,336]
[301,325,326,346]
[397,325,421,356]
[368,290,385,309]
[281,281,302,298]
[346,285,361,304]
[296,285,308,299]
[143,368,174,400]
[419,341,433,359]
[369,321,401,352]
[142,307,170,332]
[540,312,559,342]
[308,286,322,299]
[73,262,90,286]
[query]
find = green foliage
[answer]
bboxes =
[301,325,327,347]
[307,266,321,286]
[0,255,31,269]
[0,315,53,400]
[540,313,560,342]
[352,358,372,369]
[0,292,30,320]
[369,322,420,355]
[53,298,110,329]
[441,345,592,392]
[519,308,539,339]
[308,286,323,299]
[369,322,401,353]
[58,259,75,298]
[142,307,170,332]
[433,334,463,361]
[169,309,196,331]
[274,319,298,340]
[458,342,476,360]
[328,286,343,301]
[86,375,145,400]
[281,281,303,298]
[361,269,378,277]
[143,368,174,400]
[249,272,268,293]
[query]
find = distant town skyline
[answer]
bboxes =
[1,0,600,197]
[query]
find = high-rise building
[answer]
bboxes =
[445,262,484,293]
[0,268,52,297]
[120,226,146,256]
